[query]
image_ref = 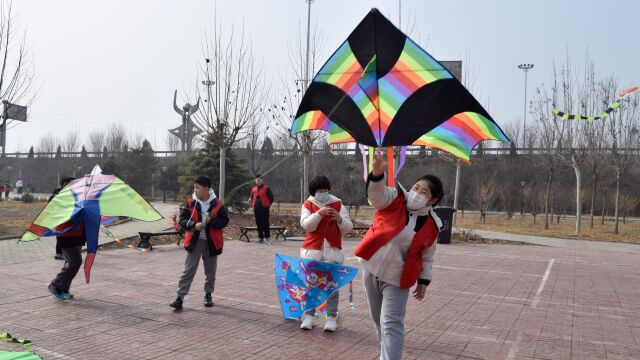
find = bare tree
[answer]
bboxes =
[531,79,565,229]
[165,132,180,153]
[87,129,106,155]
[105,123,128,153]
[36,134,57,157]
[62,132,80,154]
[0,2,36,132]
[606,81,639,234]
[271,21,325,203]
[187,19,267,201]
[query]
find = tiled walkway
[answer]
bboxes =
[1,239,639,359]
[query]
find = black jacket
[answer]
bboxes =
[179,197,229,256]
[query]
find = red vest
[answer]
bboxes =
[183,198,224,253]
[354,195,439,288]
[302,200,343,250]
[251,185,271,208]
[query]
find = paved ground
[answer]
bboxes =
[1,235,639,359]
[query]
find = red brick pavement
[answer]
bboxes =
[1,240,639,359]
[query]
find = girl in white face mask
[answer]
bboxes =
[299,175,354,332]
[356,151,444,360]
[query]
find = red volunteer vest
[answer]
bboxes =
[183,197,224,252]
[354,194,439,288]
[251,185,271,208]
[302,200,343,250]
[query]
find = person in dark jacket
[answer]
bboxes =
[51,177,76,260]
[170,175,229,311]
[47,176,86,301]
[249,174,274,244]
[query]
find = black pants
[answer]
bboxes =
[55,242,62,255]
[51,246,82,292]
[253,208,271,239]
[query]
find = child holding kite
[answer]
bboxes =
[299,175,353,331]
[356,151,443,359]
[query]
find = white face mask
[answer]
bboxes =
[315,192,330,203]
[406,191,430,211]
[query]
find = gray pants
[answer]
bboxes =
[305,290,339,317]
[363,271,410,360]
[51,246,83,292]
[177,238,218,297]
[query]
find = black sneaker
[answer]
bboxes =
[54,253,64,260]
[169,296,183,311]
[204,293,213,307]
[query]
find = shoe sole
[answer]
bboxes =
[204,303,213,307]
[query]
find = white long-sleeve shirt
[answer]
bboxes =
[300,194,353,264]
[359,175,441,287]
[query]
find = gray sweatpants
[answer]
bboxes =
[363,271,410,360]
[305,290,339,317]
[177,237,218,297]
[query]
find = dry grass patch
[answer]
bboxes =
[455,212,640,243]
[0,200,46,237]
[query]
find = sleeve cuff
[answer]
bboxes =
[368,172,384,182]
[417,279,431,286]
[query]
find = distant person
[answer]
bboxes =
[299,175,353,332]
[0,183,4,200]
[4,183,10,199]
[249,174,274,244]
[27,178,35,193]
[170,175,229,311]
[16,179,23,194]
[356,151,443,360]
[51,177,76,260]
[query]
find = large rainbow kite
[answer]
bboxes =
[290,8,508,163]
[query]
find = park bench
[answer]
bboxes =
[351,226,369,232]
[239,226,287,242]
[137,231,183,251]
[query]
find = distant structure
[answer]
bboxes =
[170,90,202,152]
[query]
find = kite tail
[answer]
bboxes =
[84,252,96,284]
[393,146,407,179]
[387,147,395,187]
[359,144,368,181]
[349,281,356,314]
[0,331,33,349]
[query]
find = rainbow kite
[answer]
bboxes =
[291,8,508,162]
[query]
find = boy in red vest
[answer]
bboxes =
[250,174,274,244]
[170,175,229,311]
[356,151,443,360]
[299,175,353,332]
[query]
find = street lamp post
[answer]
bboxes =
[517,63,534,150]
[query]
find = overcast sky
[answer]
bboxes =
[5,0,640,152]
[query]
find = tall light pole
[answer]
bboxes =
[517,63,534,150]
[301,0,313,203]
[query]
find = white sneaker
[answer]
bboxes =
[264,237,272,245]
[324,316,337,332]
[300,314,314,330]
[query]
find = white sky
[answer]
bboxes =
[6,0,640,152]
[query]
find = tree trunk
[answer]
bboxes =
[601,189,607,225]
[589,174,597,229]
[574,165,582,234]
[453,161,461,225]
[544,171,553,229]
[614,171,620,234]
[219,147,227,201]
[302,151,309,204]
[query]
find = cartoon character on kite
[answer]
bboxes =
[20,165,163,283]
